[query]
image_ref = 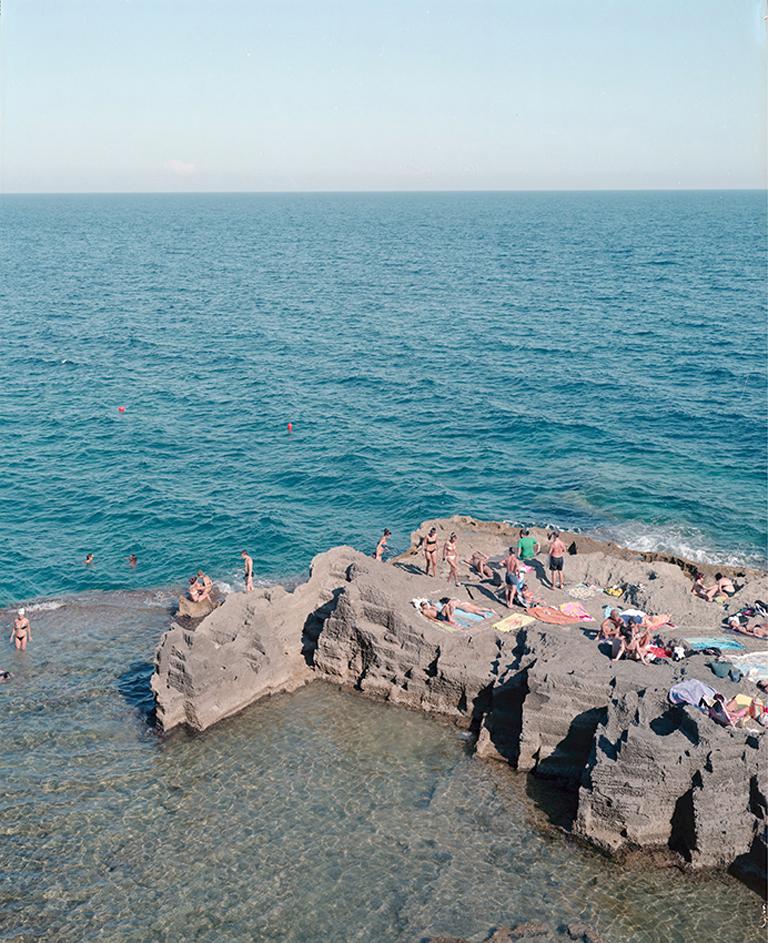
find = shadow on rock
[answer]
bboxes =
[118,660,157,725]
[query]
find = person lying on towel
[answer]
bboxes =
[419,598,494,626]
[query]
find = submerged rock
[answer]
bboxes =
[151,516,768,879]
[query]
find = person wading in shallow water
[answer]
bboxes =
[374,529,392,561]
[422,527,439,577]
[11,609,31,651]
[241,551,254,592]
[547,531,567,590]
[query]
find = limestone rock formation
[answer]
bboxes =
[150,516,768,879]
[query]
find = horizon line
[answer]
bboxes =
[0,186,766,197]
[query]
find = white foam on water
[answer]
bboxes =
[591,521,766,569]
[23,600,65,613]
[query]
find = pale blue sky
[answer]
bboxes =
[1,0,765,192]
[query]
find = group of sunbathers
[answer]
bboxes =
[691,571,738,602]
[598,608,656,664]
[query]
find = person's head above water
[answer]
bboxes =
[85,553,93,563]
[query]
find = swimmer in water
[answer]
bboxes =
[84,553,94,565]
[128,554,138,567]
[241,550,254,592]
[10,609,31,651]
[374,529,392,561]
[443,532,459,587]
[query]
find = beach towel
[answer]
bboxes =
[493,613,535,633]
[452,608,491,628]
[604,585,624,598]
[684,636,746,653]
[729,651,768,683]
[529,606,583,626]
[649,645,670,659]
[567,583,598,600]
[559,601,595,623]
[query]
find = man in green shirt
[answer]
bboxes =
[516,529,539,561]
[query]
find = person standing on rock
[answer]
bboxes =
[443,532,460,587]
[422,527,439,577]
[374,529,392,561]
[241,550,254,592]
[547,531,566,590]
[516,529,539,562]
[502,548,524,607]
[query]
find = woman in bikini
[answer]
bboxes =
[11,609,31,651]
[443,532,459,587]
[423,528,438,577]
[374,529,392,561]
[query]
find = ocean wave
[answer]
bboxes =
[590,521,767,569]
[23,600,66,613]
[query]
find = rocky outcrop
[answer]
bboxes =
[151,517,768,879]
[151,547,357,731]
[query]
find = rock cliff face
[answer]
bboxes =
[151,518,767,879]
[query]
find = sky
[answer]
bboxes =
[0,0,765,192]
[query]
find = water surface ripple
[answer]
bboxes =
[0,597,763,942]
[1,192,766,603]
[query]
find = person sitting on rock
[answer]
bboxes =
[195,570,213,601]
[599,609,623,641]
[612,619,653,665]
[703,573,736,601]
[188,577,204,602]
[467,551,493,581]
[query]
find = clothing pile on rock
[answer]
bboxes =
[668,679,767,729]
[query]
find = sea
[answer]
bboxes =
[1,191,766,941]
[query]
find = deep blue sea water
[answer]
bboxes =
[1,191,766,603]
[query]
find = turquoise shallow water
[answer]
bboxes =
[0,594,764,943]
[1,191,766,603]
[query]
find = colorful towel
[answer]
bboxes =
[493,613,535,633]
[453,609,491,628]
[559,601,595,623]
[566,583,598,600]
[604,585,624,598]
[529,606,583,625]
[684,636,746,652]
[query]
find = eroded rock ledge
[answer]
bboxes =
[151,517,767,878]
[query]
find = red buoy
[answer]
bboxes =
[118,406,126,413]
[287,422,293,432]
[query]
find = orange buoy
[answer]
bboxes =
[118,406,126,413]
[287,422,293,432]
